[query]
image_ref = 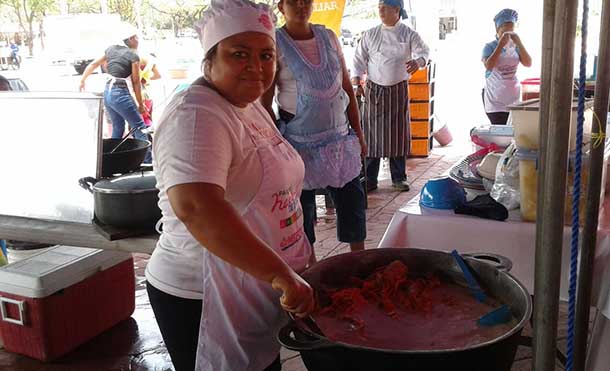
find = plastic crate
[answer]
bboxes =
[410,100,434,120]
[408,82,434,101]
[409,63,435,83]
[410,118,432,138]
[409,138,431,157]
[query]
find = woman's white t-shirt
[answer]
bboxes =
[146,84,271,299]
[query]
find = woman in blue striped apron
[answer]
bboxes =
[262,0,368,259]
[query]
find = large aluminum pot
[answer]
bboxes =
[79,171,161,228]
[278,248,532,371]
[102,138,151,178]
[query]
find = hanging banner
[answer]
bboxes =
[309,0,347,36]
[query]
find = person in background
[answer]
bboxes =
[0,75,11,91]
[9,40,19,65]
[146,1,315,370]
[351,0,429,193]
[482,8,532,125]
[262,0,368,259]
[79,25,152,162]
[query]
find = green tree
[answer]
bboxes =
[0,0,57,56]
[108,0,134,22]
[66,0,100,14]
[146,0,206,37]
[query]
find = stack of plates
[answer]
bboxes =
[449,152,486,190]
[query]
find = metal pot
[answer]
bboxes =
[101,138,151,178]
[79,171,161,228]
[278,248,532,371]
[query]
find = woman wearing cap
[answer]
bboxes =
[482,8,532,125]
[146,1,315,370]
[262,0,367,259]
[79,26,151,161]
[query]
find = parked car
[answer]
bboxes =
[7,78,28,91]
[340,29,355,47]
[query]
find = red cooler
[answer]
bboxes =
[0,246,135,361]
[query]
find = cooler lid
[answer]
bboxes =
[0,246,132,298]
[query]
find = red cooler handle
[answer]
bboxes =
[0,297,25,326]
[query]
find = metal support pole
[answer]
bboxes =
[533,0,580,369]
[576,0,610,368]
[535,0,557,294]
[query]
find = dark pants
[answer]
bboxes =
[485,111,510,125]
[481,88,510,125]
[147,283,282,371]
[147,283,202,371]
[365,157,406,185]
[301,176,367,245]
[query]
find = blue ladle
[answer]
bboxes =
[451,250,511,327]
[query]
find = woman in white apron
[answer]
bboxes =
[481,9,532,125]
[148,1,316,370]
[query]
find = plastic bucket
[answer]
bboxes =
[433,124,453,146]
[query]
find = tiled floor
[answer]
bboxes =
[0,141,581,370]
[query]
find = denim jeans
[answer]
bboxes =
[365,157,406,185]
[103,84,152,162]
[300,176,366,244]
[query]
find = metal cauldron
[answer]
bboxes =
[101,138,151,178]
[278,248,532,371]
[78,170,161,228]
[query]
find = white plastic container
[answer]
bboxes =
[470,124,514,151]
[508,99,593,150]
[515,148,605,223]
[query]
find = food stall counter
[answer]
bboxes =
[0,214,157,254]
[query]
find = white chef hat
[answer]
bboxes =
[194,0,276,56]
[118,22,139,44]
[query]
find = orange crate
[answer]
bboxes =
[410,100,433,120]
[409,138,430,157]
[408,82,434,101]
[409,62,435,83]
[410,119,430,138]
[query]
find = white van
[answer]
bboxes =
[44,14,125,74]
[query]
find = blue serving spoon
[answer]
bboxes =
[451,250,511,327]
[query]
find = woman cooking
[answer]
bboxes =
[482,8,532,125]
[145,1,315,370]
[262,0,367,259]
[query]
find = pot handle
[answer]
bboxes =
[277,321,335,351]
[78,177,97,193]
[462,252,513,273]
